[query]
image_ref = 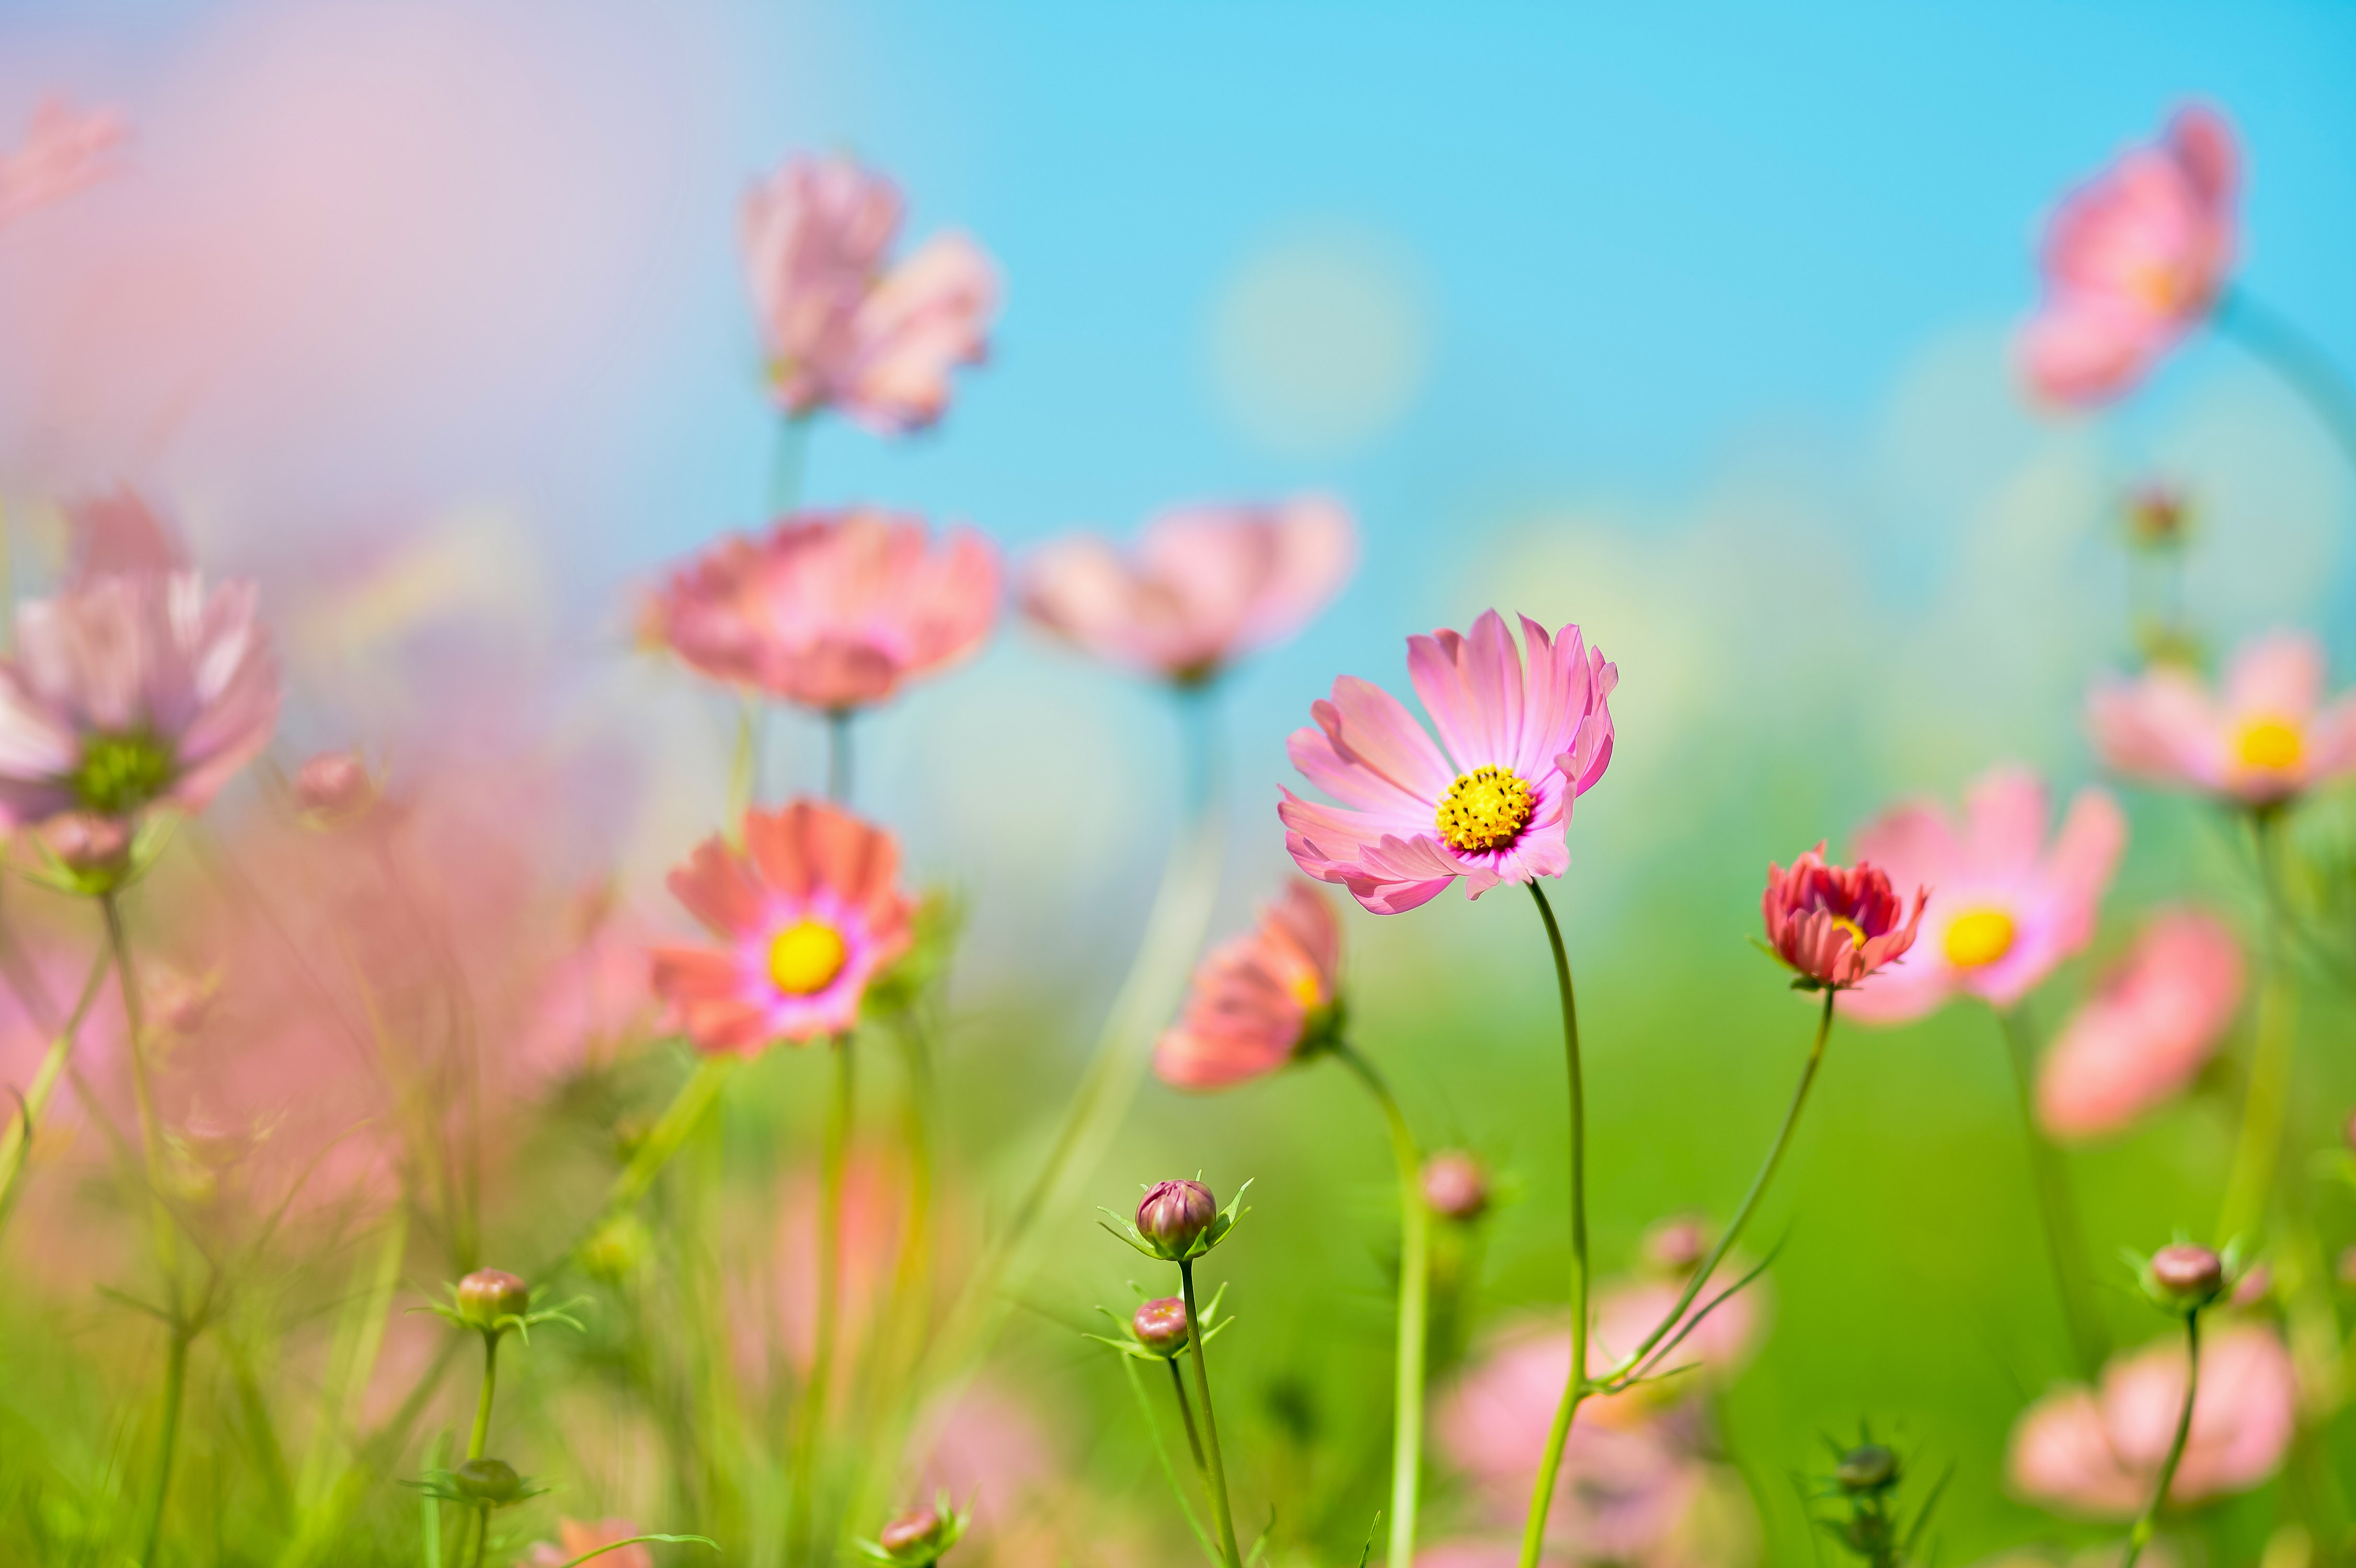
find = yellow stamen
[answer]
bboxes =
[1435,765,1534,854]
[2235,717,2303,773]
[1828,916,1867,951]
[1288,970,1323,1009]
[768,919,848,996]
[1943,909,2017,969]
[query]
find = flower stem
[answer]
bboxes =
[2216,289,2356,474]
[2221,810,2296,1245]
[2121,1312,2202,1568]
[790,1034,857,1566]
[1166,1356,1210,1474]
[1123,1356,1220,1567]
[136,1327,190,1567]
[0,943,111,1236]
[466,1333,500,1461]
[1334,1042,1429,1568]
[827,709,853,804]
[767,412,810,516]
[574,1055,735,1262]
[1996,1008,2109,1381]
[469,1504,490,1568]
[1515,881,1587,1568]
[1178,1259,1244,1568]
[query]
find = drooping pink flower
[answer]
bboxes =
[2007,1323,2296,1517]
[1844,767,2124,1021]
[1282,611,1616,914]
[2019,106,2238,407]
[521,1518,652,1568]
[652,800,915,1052]
[2089,632,2356,808]
[1155,880,1341,1089]
[1760,846,1925,991]
[741,152,998,434]
[0,98,124,232]
[1021,497,1356,684]
[645,509,1001,713]
[2038,907,2243,1139]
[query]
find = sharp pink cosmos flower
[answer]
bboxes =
[0,98,124,232]
[741,152,999,434]
[652,800,915,1052]
[1281,610,1616,914]
[1760,846,1925,991]
[2089,632,2356,808]
[2007,1323,2296,1517]
[2038,907,2243,1139]
[646,509,1001,713]
[2019,105,2238,407]
[522,1519,652,1568]
[1155,880,1342,1089]
[1843,767,2124,1021]
[1021,496,1356,684]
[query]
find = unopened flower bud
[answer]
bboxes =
[2149,1243,2224,1308]
[1133,1296,1190,1355]
[1834,1443,1898,1495]
[452,1457,522,1504]
[1643,1214,1710,1274]
[456,1268,530,1332]
[2124,487,2192,551]
[44,812,130,873]
[294,750,374,820]
[879,1506,948,1564]
[1421,1151,1488,1221]
[1137,1179,1216,1257]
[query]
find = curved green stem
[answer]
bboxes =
[790,1035,856,1565]
[0,943,111,1235]
[2121,1312,2202,1568]
[1996,1008,2109,1380]
[1178,1260,1243,1568]
[1123,1356,1219,1567]
[1334,1043,1429,1568]
[136,1327,189,1566]
[1515,882,1587,1568]
[2221,811,2296,1244]
[466,1334,500,1461]
[2216,289,2356,474]
[582,1056,734,1255]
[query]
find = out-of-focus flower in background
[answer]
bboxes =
[521,1517,653,1568]
[1760,845,1926,991]
[2088,631,2356,807]
[1020,495,1355,685]
[0,97,123,233]
[1154,879,1341,1089]
[2019,105,2238,406]
[2037,907,2243,1139]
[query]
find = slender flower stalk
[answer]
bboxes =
[1119,1356,1220,1567]
[1515,882,1586,1568]
[468,1338,500,1461]
[1996,1008,2110,1379]
[0,944,111,1233]
[1177,1259,1243,1568]
[2220,812,2295,1242]
[1334,1042,1430,1568]
[2121,1313,2202,1568]
[2215,289,2356,472]
[829,709,853,804]
[790,1036,857,1565]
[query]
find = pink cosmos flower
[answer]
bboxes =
[2089,632,2356,808]
[2019,106,2237,407]
[0,98,124,232]
[741,152,998,434]
[1587,1271,1766,1421]
[1281,611,1616,914]
[652,800,915,1052]
[1760,846,1925,991]
[1844,767,2124,1022]
[645,509,1001,713]
[521,1519,652,1568]
[1154,880,1341,1089]
[65,487,185,583]
[2007,1323,2296,1517]
[2038,907,2243,1139]
[1020,496,1355,684]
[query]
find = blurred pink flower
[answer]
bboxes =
[1155,880,1341,1089]
[653,800,915,1052]
[1845,767,2124,1022]
[2089,632,2356,808]
[911,1378,1061,1535]
[1588,1272,1767,1417]
[520,1517,652,1568]
[1282,611,1616,914]
[65,487,186,583]
[518,888,663,1082]
[2038,907,2243,1139]
[645,509,1000,712]
[741,152,998,434]
[0,98,123,232]
[1020,496,1355,683]
[1760,845,1925,991]
[2007,1323,2296,1517]
[2019,106,2237,406]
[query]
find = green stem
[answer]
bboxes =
[827,710,853,805]
[2215,289,2356,474]
[467,1334,500,1461]
[767,413,810,516]
[2221,811,2296,1244]
[1515,882,1587,1568]
[1166,1355,1210,1474]
[1124,1356,1219,1568]
[2121,1312,2202,1568]
[136,1328,190,1566]
[1996,1008,2110,1380]
[1334,1043,1428,1568]
[790,1035,856,1565]
[100,892,179,1298]
[583,1056,735,1256]
[1178,1260,1244,1568]
[729,697,762,828]
[0,943,111,1234]
[469,1505,490,1568]
[421,1429,449,1568]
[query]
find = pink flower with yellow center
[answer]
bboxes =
[1843,766,2124,1023]
[651,801,915,1052]
[1020,496,1356,685]
[2038,907,2243,1140]
[1155,880,1342,1089]
[741,153,998,434]
[645,509,1001,713]
[1281,610,1616,914]
[2019,106,2237,407]
[1760,845,1925,991]
[0,98,123,233]
[2089,631,2356,808]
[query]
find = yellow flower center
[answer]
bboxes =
[768,919,848,996]
[2235,717,2303,772]
[1943,909,2017,969]
[1827,915,1867,951]
[1435,765,1534,854]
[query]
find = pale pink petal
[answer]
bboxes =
[1963,766,2053,879]
[2039,907,2243,1139]
[2223,631,2324,721]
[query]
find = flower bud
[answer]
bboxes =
[452,1457,523,1505]
[1137,1179,1216,1257]
[1132,1296,1190,1355]
[1421,1151,1488,1221]
[1834,1443,1898,1495]
[294,750,374,820]
[456,1268,530,1332]
[1643,1215,1710,1274]
[2124,486,2192,551]
[879,1506,948,1564]
[2149,1243,2224,1308]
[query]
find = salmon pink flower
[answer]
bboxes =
[1155,880,1341,1089]
[2019,106,2237,406]
[1281,611,1615,914]
[1843,767,2124,1022]
[1020,496,1355,684]
[2089,632,2356,808]
[646,509,1001,713]
[2006,1323,2296,1517]
[2039,907,2243,1139]
[652,800,915,1052]
[0,98,123,232]
[1760,846,1924,991]
[741,152,998,434]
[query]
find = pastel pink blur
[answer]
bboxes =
[522,1519,652,1568]
[0,99,123,232]
[2007,1323,2296,1516]
[646,509,999,713]
[1282,610,1616,914]
[2089,632,2356,808]
[1021,496,1355,683]
[2019,106,2237,407]
[1844,766,2123,1021]
[2039,907,2243,1139]
[741,152,998,434]
[1759,845,1924,991]
[1155,880,1341,1089]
